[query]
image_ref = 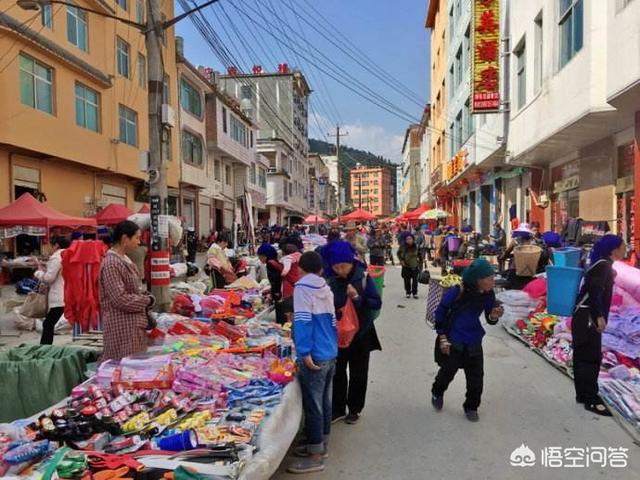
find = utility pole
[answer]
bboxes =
[328,125,348,216]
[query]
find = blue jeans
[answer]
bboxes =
[298,358,336,453]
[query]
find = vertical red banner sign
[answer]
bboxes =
[472,0,501,113]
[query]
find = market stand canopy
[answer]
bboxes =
[402,204,431,221]
[0,193,96,237]
[303,214,328,224]
[94,203,134,225]
[340,208,377,222]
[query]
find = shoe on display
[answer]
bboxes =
[345,413,360,425]
[431,395,443,411]
[331,414,346,424]
[287,458,326,474]
[464,409,479,422]
[294,445,329,459]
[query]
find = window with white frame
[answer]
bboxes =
[116,37,129,78]
[559,0,583,68]
[230,116,247,146]
[180,78,202,117]
[19,54,53,114]
[118,104,137,146]
[137,54,146,89]
[181,130,203,167]
[534,13,543,93]
[67,5,88,51]
[75,82,100,132]
[515,38,526,110]
[41,4,52,29]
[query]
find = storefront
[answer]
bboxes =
[616,142,635,245]
[551,160,580,231]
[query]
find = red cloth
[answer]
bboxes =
[61,240,108,332]
[282,263,300,299]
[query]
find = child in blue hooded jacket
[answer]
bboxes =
[288,251,338,474]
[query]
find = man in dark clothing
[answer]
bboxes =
[367,230,386,266]
[185,227,197,263]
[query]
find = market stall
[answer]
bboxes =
[94,204,134,226]
[497,267,640,442]
[0,287,300,479]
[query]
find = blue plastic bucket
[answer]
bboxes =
[546,266,584,316]
[553,247,582,268]
[447,236,461,252]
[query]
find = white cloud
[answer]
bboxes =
[310,115,405,164]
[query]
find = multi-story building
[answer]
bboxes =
[395,164,404,214]
[320,154,342,213]
[217,67,311,225]
[425,0,449,216]
[0,0,180,218]
[507,0,640,249]
[307,153,336,218]
[400,125,422,212]
[349,166,393,217]
[418,106,432,205]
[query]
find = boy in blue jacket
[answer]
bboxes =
[288,251,338,474]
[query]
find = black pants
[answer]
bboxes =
[402,267,419,295]
[333,346,371,416]
[40,307,64,345]
[370,255,385,266]
[572,308,602,404]
[385,248,395,265]
[432,345,484,411]
[275,296,293,325]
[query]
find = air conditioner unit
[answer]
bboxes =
[161,104,176,127]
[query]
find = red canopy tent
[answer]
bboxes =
[138,204,150,214]
[402,204,431,222]
[0,193,97,230]
[304,214,328,224]
[341,208,376,222]
[94,203,134,225]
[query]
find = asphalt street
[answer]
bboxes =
[274,264,639,480]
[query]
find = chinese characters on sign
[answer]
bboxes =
[445,149,469,182]
[510,444,629,469]
[472,0,501,112]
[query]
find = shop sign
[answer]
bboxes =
[553,175,579,194]
[446,149,469,182]
[616,175,634,194]
[471,0,501,113]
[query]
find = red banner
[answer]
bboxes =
[472,0,501,112]
[149,251,171,286]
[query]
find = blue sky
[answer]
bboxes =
[176,0,430,162]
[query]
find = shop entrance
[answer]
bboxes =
[481,185,492,236]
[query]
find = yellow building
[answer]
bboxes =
[425,0,447,193]
[0,0,179,217]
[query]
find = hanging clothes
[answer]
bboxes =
[61,240,108,333]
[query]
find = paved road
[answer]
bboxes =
[274,264,639,480]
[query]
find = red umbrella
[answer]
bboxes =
[341,208,376,222]
[95,204,134,225]
[304,214,328,224]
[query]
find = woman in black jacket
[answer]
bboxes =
[323,241,382,425]
[573,235,625,416]
[257,244,285,323]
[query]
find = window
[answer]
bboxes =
[515,38,526,110]
[230,116,247,145]
[448,66,454,98]
[180,78,202,117]
[449,6,454,40]
[67,6,88,51]
[289,182,293,198]
[19,54,53,114]
[41,4,52,29]
[163,74,170,103]
[118,104,137,146]
[116,37,129,78]
[214,160,221,181]
[463,25,470,72]
[559,0,583,68]
[137,54,146,89]
[116,0,127,10]
[534,13,543,93]
[75,83,99,132]
[135,0,144,23]
[258,167,267,188]
[249,164,257,184]
[449,122,455,157]
[222,107,227,133]
[463,99,473,141]
[250,130,254,148]
[225,165,232,185]
[456,112,463,153]
[181,130,203,166]
[455,47,462,87]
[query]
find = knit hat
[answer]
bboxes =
[590,234,623,264]
[462,258,495,285]
[257,243,278,260]
[322,240,355,266]
[542,231,561,248]
[512,223,533,239]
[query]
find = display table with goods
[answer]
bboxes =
[0,284,301,479]
[498,267,640,443]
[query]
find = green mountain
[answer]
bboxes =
[309,139,397,207]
